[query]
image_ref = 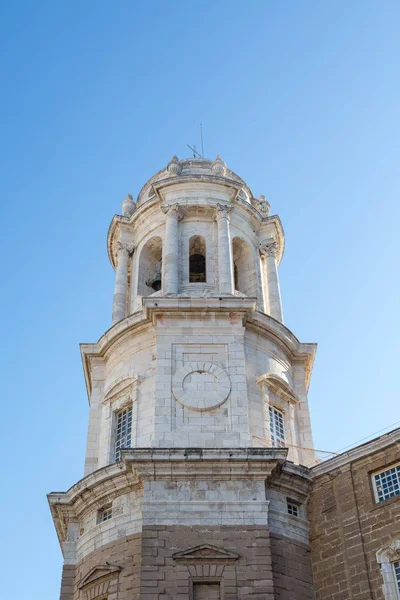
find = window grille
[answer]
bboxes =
[269,406,285,447]
[394,561,400,594]
[287,501,299,517]
[115,406,133,462]
[98,506,112,523]
[373,464,400,503]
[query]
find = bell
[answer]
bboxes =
[146,263,162,292]
[151,273,162,292]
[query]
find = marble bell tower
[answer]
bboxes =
[49,156,318,600]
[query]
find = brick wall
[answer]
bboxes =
[308,442,400,600]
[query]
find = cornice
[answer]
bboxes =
[80,302,316,399]
[48,447,288,548]
[312,427,400,477]
[142,296,256,325]
[152,174,242,201]
[106,190,284,268]
[247,311,317,391]
[122,447,287,480]
[267,461,313,502]
[47,461,141,547]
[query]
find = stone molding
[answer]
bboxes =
[312,427,400,477]
[215,203,233,220]
[79,565,121,594]
[48,447,287,553]
[80,303,314,400]
[116,241,134,256]
[161,202,182,219]
[167,155,182,175]
[173,544,239,564]
[106,195,285,269]
[260,240,279,258]
[376,540,400,600]
[377,540,400,563]
[172,362,231,411]
[102,376,139,409]
[123,447,287,481]
[257,373,300,405]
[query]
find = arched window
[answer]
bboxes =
[137,236,163,296]
[377,541,400,599]
[232,237,257,296]
[189,235,206,283]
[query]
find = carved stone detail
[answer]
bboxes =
[121,193,136,217]
[256,194,271,216]
[173,544,239,564]
[211,155,227,176]
[259,241,278,258]
[167,155,182,175]
[117,241,134,256]
[215,203,233,220]
[172,363,231,411]
[161,203,182,220]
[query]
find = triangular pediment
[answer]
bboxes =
[79,565,121,590]
[173,544,239,562]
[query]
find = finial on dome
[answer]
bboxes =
[167,156,182,176]
[121,193,136,218]
[257,194,271,216]
[211,155,227,176]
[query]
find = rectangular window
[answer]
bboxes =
[287,501,299,517]
[115,406,133,462]
[97,506,112,523]
[373,463,400,503]
[394,561,400,594]
[269,406,285,447]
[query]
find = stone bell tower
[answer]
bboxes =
[49,156,318,600]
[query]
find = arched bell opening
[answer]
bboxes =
[189,235,206,283]
[137,236,163,296]
[232,237,257,296]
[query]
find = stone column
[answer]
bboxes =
[112,241,133,325]
[162,203,180,295]
[216,203,234,295]
[260,241,283,323]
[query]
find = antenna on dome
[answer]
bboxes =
[187,123,205,158]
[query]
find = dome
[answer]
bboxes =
[136,156,254,207]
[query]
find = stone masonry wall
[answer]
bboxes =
[64,525,281,600]
[69,533,142,600]
[60,564,76,600]
[308,442,400,600]
[270,533,315,600]
[140,524,274,600]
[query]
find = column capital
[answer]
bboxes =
[259,241,278,258]
[161,203,182,220]
[117,241,134,256]
[215,203,233,220]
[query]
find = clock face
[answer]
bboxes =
[172,362,231,411]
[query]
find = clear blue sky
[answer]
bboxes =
[1,2,399,597]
